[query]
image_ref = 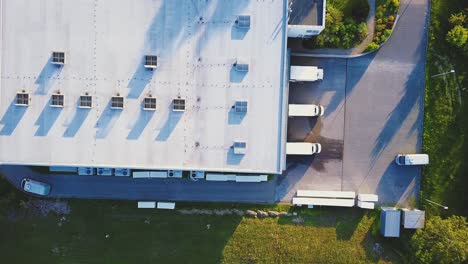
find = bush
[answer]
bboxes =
[448,12,467,26]
[383,29,392,38]
[364,42,380,52]
[376,24,387,31]
[446,25,468,48]
[390,0,400,11]
[411,216,468,264]
[358,22,368,41]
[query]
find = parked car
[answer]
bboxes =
[21,179,51,196]
[395,154,429,165]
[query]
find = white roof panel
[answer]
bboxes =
[0,0,288,174]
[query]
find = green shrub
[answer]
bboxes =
[390,0,400,11]
[446,25,468,48]
[383,29,393,38]
[388,15,395,22]
[449,12,467,26]
[411,216,468,264]
[376,24,386,31]
[358,22,368,41]
[364,42,380,52]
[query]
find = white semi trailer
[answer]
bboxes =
[286,142,322,155]
[290,66,324,82]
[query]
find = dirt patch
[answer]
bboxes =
[6,200,71,221]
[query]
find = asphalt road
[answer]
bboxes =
[0,165,276,203]
[1,0,429,204]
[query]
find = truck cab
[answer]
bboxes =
[395,154,429,165]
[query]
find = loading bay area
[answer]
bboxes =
[0,0,429,207]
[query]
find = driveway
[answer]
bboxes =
[278,0,429,206]
[1,165,276,203]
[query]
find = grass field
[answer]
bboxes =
[421,0,468,216]
[0,197,402,264]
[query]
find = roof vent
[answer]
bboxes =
[233,141,247,155]
[234,101,248,113]
[143,97,157,110]
[173,99,186,112]
[235,15,251,29]
[50,94,64,107]
[15,92,29,106]
[79,95,92,108]
[144,55,158,69]
[51,51,65,65]
[111,96,124,109]
[233,59,249,72]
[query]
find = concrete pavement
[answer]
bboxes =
[278,0,429,206]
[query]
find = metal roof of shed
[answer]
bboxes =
[380,207,401,237]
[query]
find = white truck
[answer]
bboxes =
[286,142,321,155]
[290,66,324,82]
[395,154,429,165]
[288,104,324,117]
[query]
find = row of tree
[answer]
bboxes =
[445,10,468,55]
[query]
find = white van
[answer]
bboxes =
[395,154,429,165]
[21,179,51,196]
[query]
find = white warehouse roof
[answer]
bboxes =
[0,0,289,174]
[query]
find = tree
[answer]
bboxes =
[446,25,468,48]
[411,216,468,264]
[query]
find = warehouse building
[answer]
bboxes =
[0,0,293,174]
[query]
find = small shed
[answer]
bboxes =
[380,207,401,237]
[402,209,425,229]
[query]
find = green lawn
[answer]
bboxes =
[421,0,468,216]
[0,197,402,264]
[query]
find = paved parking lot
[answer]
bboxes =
[277,0,429,205]
[276,58,346,202]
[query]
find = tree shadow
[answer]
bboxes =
[35,58,63,95]
[325,54,376,117]
[155,104,183,141]
[369,64,425,169]
[0,98,28,136]
[95,100,123,139]
[277,207,365,241]
[34,99,63,137]
[63,100,91,138]
[127,109,155,140]
[375,162,419,206]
